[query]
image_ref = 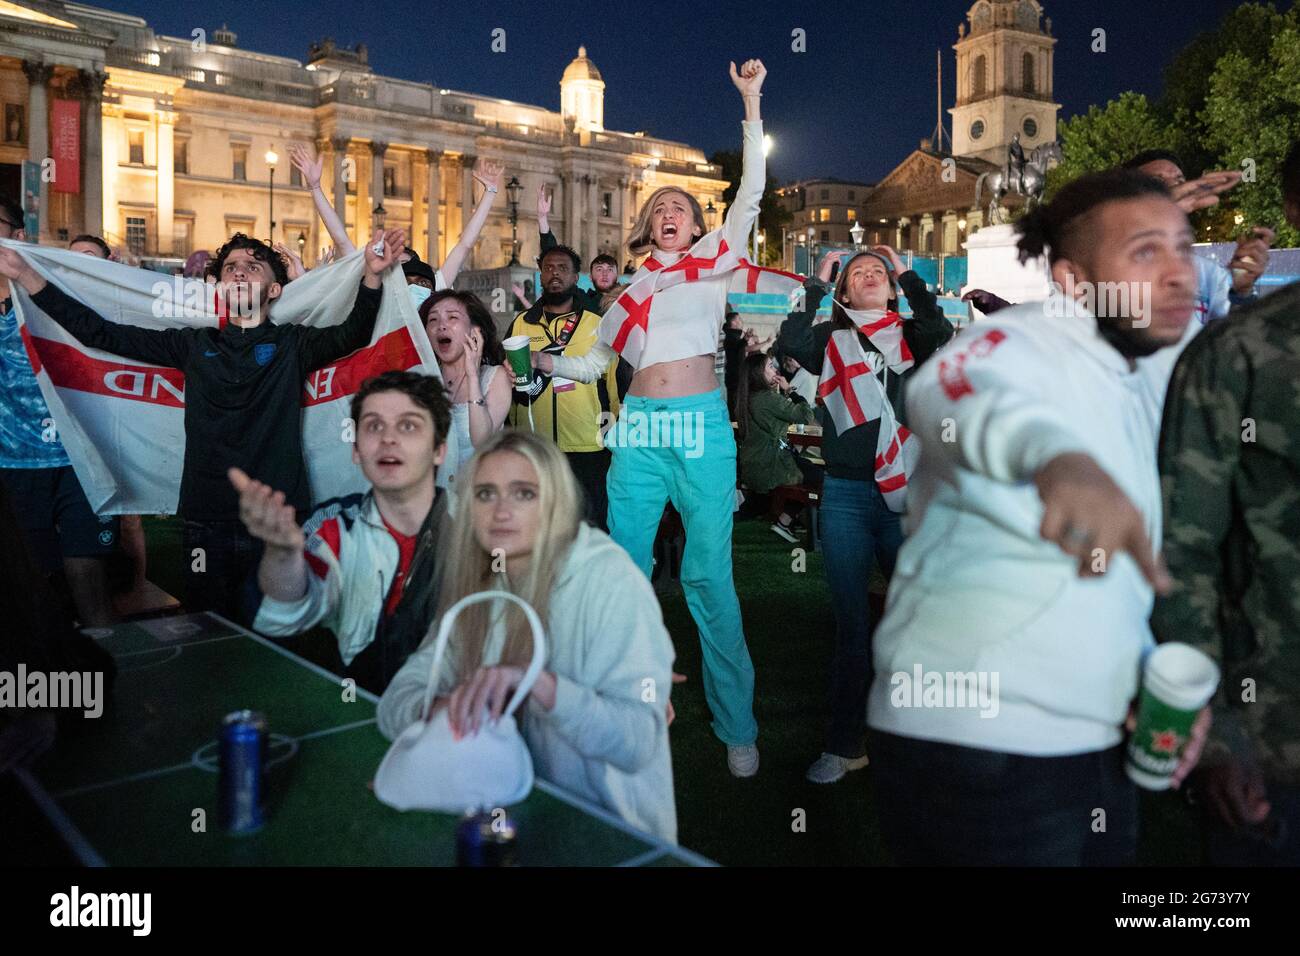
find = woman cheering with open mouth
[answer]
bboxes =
[530,59,770,778]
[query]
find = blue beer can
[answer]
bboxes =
[219,710,267,834]
[456,808,518,866]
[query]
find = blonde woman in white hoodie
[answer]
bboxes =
[377,430,678,842]
[867,169,1211,866]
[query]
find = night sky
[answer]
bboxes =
[101,0,1261,183]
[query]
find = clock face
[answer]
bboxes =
[970,120,985,140]
[1023,117,1038,138]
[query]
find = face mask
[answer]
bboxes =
[374,590,546,813]
[407,283,432,310]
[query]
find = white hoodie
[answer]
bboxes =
[377,523,678,843]
[867,293,1170,756]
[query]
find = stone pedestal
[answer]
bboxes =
[961,223,1050,320]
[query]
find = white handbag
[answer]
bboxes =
[374,591,546,813]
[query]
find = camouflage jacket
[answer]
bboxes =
[1151,282,1300,785]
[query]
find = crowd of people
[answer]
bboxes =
[2,56,1299,865]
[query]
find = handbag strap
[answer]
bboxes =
[419,590,547,723]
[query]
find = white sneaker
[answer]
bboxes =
[771,522,798,544]
[727,744,760,778]
[805,751,870,784]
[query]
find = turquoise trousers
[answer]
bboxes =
[605,388,758,746]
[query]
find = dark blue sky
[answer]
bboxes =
[104,0,1261,182]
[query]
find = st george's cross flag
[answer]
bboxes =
[9,241,445,515]
[600,228,803,367]
[816,308,919,512]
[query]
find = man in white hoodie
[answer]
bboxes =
[867,169,1210,866]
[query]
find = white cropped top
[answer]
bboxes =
[550,120,766,383]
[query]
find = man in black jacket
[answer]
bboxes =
[0,229,405,621]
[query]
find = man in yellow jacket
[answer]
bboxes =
[509,244,620,529]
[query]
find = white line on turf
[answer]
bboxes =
[616,848,669,867]
[52,719,378,798]
[114,634,239,657]
[14,768,107,867]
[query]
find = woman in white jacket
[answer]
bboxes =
[377,430,678,843]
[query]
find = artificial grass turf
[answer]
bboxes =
[136,514,1201,867]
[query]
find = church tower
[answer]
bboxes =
[949,0,1059,166]
[561,46,605,132]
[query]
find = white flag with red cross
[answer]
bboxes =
[816,327,918,513]
[9,241,442,515]
[600,227,802,368]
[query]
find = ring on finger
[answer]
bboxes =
[1062,524,1093,549]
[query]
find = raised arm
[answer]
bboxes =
[297,228,403,371]
[874,244,953,364]
[721,59,767,254]
[290,143,356,257]
[537,184,557,254]
[439,158,503,286]
[0,246,190,367]
[778,254,837,374]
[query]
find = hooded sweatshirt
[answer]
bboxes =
[868,293,1167,756]
[377,522,678,842]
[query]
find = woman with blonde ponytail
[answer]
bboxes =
[377,430,678,842]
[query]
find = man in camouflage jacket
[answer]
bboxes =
[1152,151,1300,862]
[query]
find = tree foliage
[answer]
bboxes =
[1051,2,1300,245]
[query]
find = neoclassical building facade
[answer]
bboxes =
[0,2,727,269]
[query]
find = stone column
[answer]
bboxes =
[940,209,959,256]
[329,135,349,219]
[369,140,388,234]
[616,176,629,265]
[894,217,911,251]
[459,153,477,268]
[22,60,54,241]
[155,102,176,254]
[76,69,105,237]
[585,174,599,260]
[426,148,442,263]
[566,172,580,251]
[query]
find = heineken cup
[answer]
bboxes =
[502,335,533,390]
[1126,643,1220,790]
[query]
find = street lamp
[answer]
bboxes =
[806,225,816,272]
[373,201,387,231]
[705,199,717,231]
[1234,211,1245,227]
[850,220,865,249]
[265,148,278,242]
[958,218,968,232]
[505,175,522,265]
[756,230,766,264]
[296,230,307,261]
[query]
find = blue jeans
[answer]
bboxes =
[606,388,757,746]
[820,476,902,759]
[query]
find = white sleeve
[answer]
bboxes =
[530,560,674,774]
[377,638,455,740]
[1204,258,1232,322]
[434,269,449,292]
[550,341,617,384]
[906,324,1095,484]
[250,533,340,637]
[721,121,765,255]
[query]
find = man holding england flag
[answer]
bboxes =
[0,228,407,621]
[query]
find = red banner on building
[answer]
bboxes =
[51,99,80,195]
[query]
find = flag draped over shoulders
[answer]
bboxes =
[599,227,802,367]
[9,241,445,515]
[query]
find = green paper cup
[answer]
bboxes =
[502,335,533,390]
[1126,643,1220,791]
